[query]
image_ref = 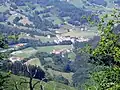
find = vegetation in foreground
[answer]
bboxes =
[82,9,120,90]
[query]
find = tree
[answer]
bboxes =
[0,33,20,89]
[90,9,120,66]
[84,9,120,90]
[13,17,21,24]
[20,65,46,90]
[0,72,10,90]
[0,34,10,90]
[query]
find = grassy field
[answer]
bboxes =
[11,47,37,58]
[3,72,76,90]
[0,5,8,12]
[47,68,74,85]
[25,58,46,71]
[61,30,95,38]
[34,4,45,12]
[68,0,84,8]
[26,58,41,66]
[68,52,76,60]
[36,36,56,43]
[11,45,72,58]
[19,33,56,43]
[36,45,72,53]
[47,16,63,25]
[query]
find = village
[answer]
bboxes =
[0,25,93,63]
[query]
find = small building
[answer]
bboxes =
[81,28,84,31]
[55,31,60,34]
[15,43,27,48]
[47,35,51,39]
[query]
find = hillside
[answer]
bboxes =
[0,0,120,90]
[1,72,75,90]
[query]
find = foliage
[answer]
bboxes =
[0,72,11,90]
[0,34,8,49]
[0,33,10,90]
[84,9,120,90]
[90,9,120,66]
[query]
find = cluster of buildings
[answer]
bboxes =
[54,35,89,44]
[51,48,71,55]
[59,0,70,2]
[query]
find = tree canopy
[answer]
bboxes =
[84,9,120,90]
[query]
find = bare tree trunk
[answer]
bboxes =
[29,78,33,90]
[20,66,46,90]
[40,85,43,90]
